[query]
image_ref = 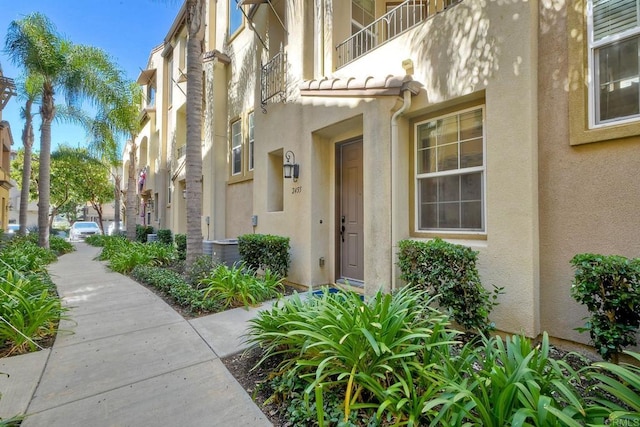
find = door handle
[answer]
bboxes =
[340,225,345,242]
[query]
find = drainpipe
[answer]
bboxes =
[390,90,411,292]
[390,74,414,292]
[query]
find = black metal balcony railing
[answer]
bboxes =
[261,51,287,111]
[336,0,460,69]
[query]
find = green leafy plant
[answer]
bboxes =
[428,333,598,426]
[175,233,187,260]
[397,238,502,333]
[130,265,220,314]
[201,263,283,309]
[238,234,290,277]
[247,286,455,426]
[157,229,173,245]
[184,254,217,286]
[100,239,176,274]
[0,270,67,355]
[586,351,640,422]
[570,253,640,362]
[136,224,154,243]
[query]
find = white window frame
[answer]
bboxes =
[588,0,640,128]
[248,111,255,171]
[414,106,486,234]
[231,119,242,176]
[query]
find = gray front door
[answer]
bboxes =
[338,140,364,283]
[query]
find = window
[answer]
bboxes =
[415,107,485,232]
[231,119,242,176]
[147,84,156,108]
[248,112,255,171]
[229,0,243,36]
[352,0,376,56]
[589,0,640,125]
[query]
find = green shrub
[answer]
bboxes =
[397,238,502,333]
[238,233,290,277]
[200,262,283,309]
[570,253,640,362]
[157,229,173,245]
[136,225,154,243]
[175,234,187,260]
[184,254,217,286]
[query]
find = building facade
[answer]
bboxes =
[0,69,16,232]
[126,0,640,347]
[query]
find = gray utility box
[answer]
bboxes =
[203,239,240,267]
[147,234,158,243]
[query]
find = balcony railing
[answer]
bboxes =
[336,0,460,69]
[261,51,287,111]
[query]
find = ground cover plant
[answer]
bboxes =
[90,236,287,317]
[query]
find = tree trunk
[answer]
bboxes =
[113,173,122,234]
[19,98,34,235]
[185,0,206,266]
[91,201,104,234]
[126,141,138,241]
[38,84,54,249]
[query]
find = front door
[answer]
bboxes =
[338,140,364,283]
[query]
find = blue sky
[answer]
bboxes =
[0,0,183,151]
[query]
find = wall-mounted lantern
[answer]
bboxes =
[283,150,300,182]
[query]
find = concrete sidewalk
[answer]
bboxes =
[0,243,272,426]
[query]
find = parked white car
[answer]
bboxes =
[69,221,101,240]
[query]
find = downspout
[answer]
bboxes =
[390,82,412,291]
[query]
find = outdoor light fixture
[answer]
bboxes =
[283,150,299,181]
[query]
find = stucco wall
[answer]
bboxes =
[539,1,640,346]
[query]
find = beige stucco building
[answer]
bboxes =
[126,0,640,348]
[0,69,16,232]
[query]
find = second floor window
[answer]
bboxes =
[229,0,243,36]
[231,119,242,176]
[589,0,640,125]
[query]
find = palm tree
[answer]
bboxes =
[17,74,42,235]
[98,81,143,242]
[184,0,206,265]
[5,13,124,248]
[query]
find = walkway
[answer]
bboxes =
[0,243,272,426]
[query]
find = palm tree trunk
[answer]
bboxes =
[113,173,122,234]
[19,98,34,235]
[185,0,206,266]
[126,141,137,241]
[38,85,54,249]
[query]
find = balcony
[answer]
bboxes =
[336,0,460,69]
[261,51,287,111]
